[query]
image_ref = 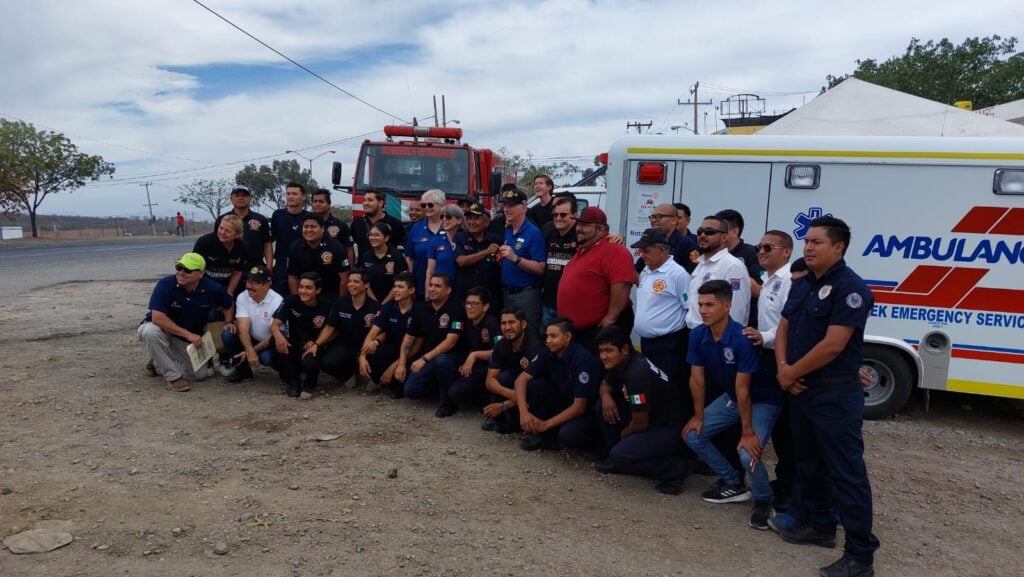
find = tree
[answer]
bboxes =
[176,178,232,222]
[235,159,318,210]
[496,147,582,191]
[826,35,1024,109]
[0,119,115,237]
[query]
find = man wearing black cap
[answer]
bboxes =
[215,185,273,273]
[222,264,284,383]
[453,202,503,305]
[639,203,699,275]
[497,185,546,335]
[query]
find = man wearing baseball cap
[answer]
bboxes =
[215,185,273,274]
[139,253,234,392]
[497,184,546,334]
[221,264,284,384]
[453,202,503,305]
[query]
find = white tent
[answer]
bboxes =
[760,78,1024,137]
[976,98,1024,126]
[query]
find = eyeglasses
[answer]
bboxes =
[756,243,781,253]
[648,213,675,221]
[552,212,575,220]
[440,214,455,220]
[421,203,435,209]
[175,264,198,274]
[696,228,725,236]
[465,301,483,307]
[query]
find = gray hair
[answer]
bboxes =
[422,189,446,206]
[439,204,467,231]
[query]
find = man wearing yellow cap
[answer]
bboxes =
[138,253,235,392]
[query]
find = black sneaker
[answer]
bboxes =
[594,459,616,474]
[286,384,301,398]
[655,480,684,495]
[480,417,496,431]
[386,385,404,400]
[493,419,519,435]
[701,481,751,504]
[519,436,560,451]
[434,404,457,418]
[780,524,837,549]
[749,501,772,530]
[226,367,253,384]
[819,557,874,577]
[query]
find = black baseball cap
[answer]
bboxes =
[231,185,252,196]
[246,264,271,283]
[630,228,670,248]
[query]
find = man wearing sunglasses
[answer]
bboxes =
[541,195,578,327]
[139,253,234,392]
[684,216,751,330]
[637,203,699,274]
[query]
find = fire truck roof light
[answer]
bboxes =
[384,125,463,140]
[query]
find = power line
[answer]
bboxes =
[191,0,409,123]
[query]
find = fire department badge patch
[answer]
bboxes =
[385,262,394,274]
[819,285,832,300]
[722,347,735,364]
[322,252,333,264]
[651,279,666,293]
[248,220,261,231]
[846,293,864,309]
[364,314,374,327]
[328,225,340,238]
[313,315,326,329]
[439,313,450,328]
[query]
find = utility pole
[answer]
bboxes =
[626,121,653,134]
[677,81,713,135]
[141,182,158,236]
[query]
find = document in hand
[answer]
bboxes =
[186,332,217,372]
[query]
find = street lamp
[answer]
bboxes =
[286,149,336,174]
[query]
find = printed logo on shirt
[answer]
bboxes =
[629,393,647,405]
[322,252,333,265]
[328,225,340,238]
[480,328,490,341]
[729,278,741,291]
[846,293,864,309]
[819,285,832,300]
[364,314,375,327]
[514,240,523,251]
[385,261,395,274]
[451,321,463,330]
[439,313,450,328]
[651,279,667,294]
[690,250,699,264]
[520,357,530,369]
[722,347,736,365]
[579,371,590,384]
[702,272,712,282]
[249,220,261,231]
[646,359,670,381]
[313,315,326,329]
[772,280,782,293]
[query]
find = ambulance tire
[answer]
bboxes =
[862,345,914,420]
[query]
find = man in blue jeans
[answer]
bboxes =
[682,279,781,530]
[395,273,466,407]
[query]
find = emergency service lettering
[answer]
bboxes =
[872,304,1024,329]
[862,235,1023,265]
[381,146,457,158]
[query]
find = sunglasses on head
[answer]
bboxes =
[696,228,725,236]
[175,264,198,273]
[756,243,781,253]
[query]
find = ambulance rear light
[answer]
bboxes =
[384,125,463,140]
[994,169,1024,195]
[785,165,820,189]
[637,162,667,184]
[598,152,608,165]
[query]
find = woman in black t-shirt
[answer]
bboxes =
[357,221,408,305]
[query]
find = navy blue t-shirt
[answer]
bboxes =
[502,219,546,288]
[688,319,778,404]
[145,275,233,337]
[372,300,416,348]
[524,341,602,402]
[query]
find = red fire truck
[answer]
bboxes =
[331,125,505,219]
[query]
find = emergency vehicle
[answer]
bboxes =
[331,125,504,219]
[604,134,1024,418]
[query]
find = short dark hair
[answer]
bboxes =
[715,209,744,234]
[500,307,526,321]
[302,213,324,227]
[791,257,808,273]
[809,215,851,255]
[370,220,392,237]
[312,188,331,203]
[546,316,574,335]
[365,190,387,203]
[595,326,632,350]
[465,285,491,306]
[764,229,794,249]
[553,193,578,214]
[673,202,691,218]
[701,215,728,232]
[286,182,306,194]
[393,272,415,289]
[430,273,453,289]
[348,267,367,283]
[698,279,733,302]
[299,271,322,288]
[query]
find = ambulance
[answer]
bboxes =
[604,134,1024,418]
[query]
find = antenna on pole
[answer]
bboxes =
[677,81,713,135]
[626,121,653,134]
[141,182,158,236]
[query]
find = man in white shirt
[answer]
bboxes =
[742,230,795,512]
[631,228,691,388]
[684,216,752,330]
[223,265,284,383]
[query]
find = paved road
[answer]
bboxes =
[0,237,194,298]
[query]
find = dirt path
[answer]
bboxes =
[1,245,1022,577]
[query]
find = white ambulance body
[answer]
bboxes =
[605,135,1024,418]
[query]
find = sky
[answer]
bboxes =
[2,0,1021,219]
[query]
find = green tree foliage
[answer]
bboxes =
[0,118,115,237]
[496,147,582,191]
[826,35,1024,108]
[175,178,232,222]
[235,159,318,210]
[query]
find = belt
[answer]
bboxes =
[803,375,855,386]
[504,285,541,295]
[640,328,687,342]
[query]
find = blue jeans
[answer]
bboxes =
[221,329,274,367]
[541,305,559,330]
[403,352,460,399]
[684,394,780,502]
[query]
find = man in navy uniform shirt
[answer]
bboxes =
[395,273,466,404]
[270,182,309,296]
[773,216,879,577]
[593,327,689,495]
[288,214,351,303]
[215,185,272,270]
[138,253,234,392]
[359,272,417,397]
[683,279,781,531]
[514,317,602,452]
[439,286,500,417]
[483,307,544,434]
[311,188,356,269]
[453,203,503,305]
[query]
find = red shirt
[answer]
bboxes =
[557,237,636,330]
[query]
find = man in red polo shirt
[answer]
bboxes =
[557,207,636,352]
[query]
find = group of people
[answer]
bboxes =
[139,177,878,577]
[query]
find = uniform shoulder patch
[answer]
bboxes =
[846,292,864,309]
[578,371,590,384]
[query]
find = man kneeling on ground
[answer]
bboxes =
[139,252,234,392]
[222,265,283,383]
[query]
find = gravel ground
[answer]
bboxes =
[0,237,1022,577]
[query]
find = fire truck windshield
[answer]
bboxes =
[356,144,471,197]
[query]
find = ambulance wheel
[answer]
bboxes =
[862,345,914,420]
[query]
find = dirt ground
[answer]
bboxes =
[1,238,1023,577]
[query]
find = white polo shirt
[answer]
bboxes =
[635,258,691,338]
[684,248,752,329]
[236,289,284,341]
[757,262,793,349]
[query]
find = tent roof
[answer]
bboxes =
[760,78,1024,137]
